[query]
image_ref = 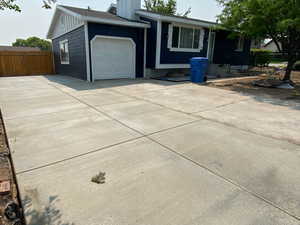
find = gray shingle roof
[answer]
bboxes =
[137,9,218,26]
[61,5,145,23]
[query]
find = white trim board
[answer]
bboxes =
[206,30,216,61]
[84,22,91,82]
[50,24,84,40]
[155,20,162,69]
[90,35,136,81]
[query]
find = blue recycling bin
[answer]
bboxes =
[190,57,209,83]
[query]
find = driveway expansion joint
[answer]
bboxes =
[42,79,300,222]
[147,135,300,222]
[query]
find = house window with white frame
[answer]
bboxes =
[59,40,69,64]
[236,36,245,52]
[169,24,204,52]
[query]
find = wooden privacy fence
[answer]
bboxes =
[0,51,55,76]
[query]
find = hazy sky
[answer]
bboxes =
[0,0,223,45]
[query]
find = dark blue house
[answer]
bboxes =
[47,0,251,81]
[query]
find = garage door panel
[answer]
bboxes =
[91,37,136,80]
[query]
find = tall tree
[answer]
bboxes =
[216,0,300,81]
[0,0,55,12]
[12,37,51,51]
[144,0,191,17]
[0,0,20,11]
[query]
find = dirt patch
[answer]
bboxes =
[207,70,300,102]
[0,111,24,225]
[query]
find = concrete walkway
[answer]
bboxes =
[0,75,299,225]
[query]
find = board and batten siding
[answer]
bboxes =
[213,30,251,65]
[52,25,87,80]
[88,22,145,78]
[160,22,209,65]
[52,14,83,38]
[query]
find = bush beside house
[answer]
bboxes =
[294,61,300,71]
[250,49,272,67]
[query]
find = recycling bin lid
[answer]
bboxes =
[191,57,208,61]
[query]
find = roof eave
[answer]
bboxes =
[47,6,150,39]
[46,6,60,39]
[136,10,217,28]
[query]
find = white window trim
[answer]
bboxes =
[59,39,70,64]
[167,23,205,52]
[235,36,245,52]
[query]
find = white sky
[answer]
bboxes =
[0,0,223,45]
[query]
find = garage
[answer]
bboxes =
[91,36,136,80]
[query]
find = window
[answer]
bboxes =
[59,40,69,64]
[236,36,245,52]
[169,24,204,52]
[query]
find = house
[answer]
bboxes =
[250,39,263,49]
[262,40,281,52]
[47,0,252,81]
[0,46,41,52]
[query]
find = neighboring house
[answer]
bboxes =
[0,46,41,52]
[47,0,252,81]
[262,40,281,52]
[251,39,263,49]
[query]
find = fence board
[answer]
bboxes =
[0,51,55,76]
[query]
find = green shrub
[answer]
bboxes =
[293,61,300,71]
[251,49,272,66]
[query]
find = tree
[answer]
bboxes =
[0,0,55,12]
[216,0,300,81]
[12,37,51,51]
[0,0,20,11]
[144,0,191,17]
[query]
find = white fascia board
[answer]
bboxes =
[47,7,61,39]
[83,16,150,28]
[50,24,85,40]
[136,10,216,28]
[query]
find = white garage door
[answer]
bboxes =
[91,36,136,80]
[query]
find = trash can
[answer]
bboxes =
[190,57,209,83]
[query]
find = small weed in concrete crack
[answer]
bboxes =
[91,172,106,184]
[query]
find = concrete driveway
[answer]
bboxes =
[0,75,299,225]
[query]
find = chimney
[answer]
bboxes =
[116,0,141,20]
